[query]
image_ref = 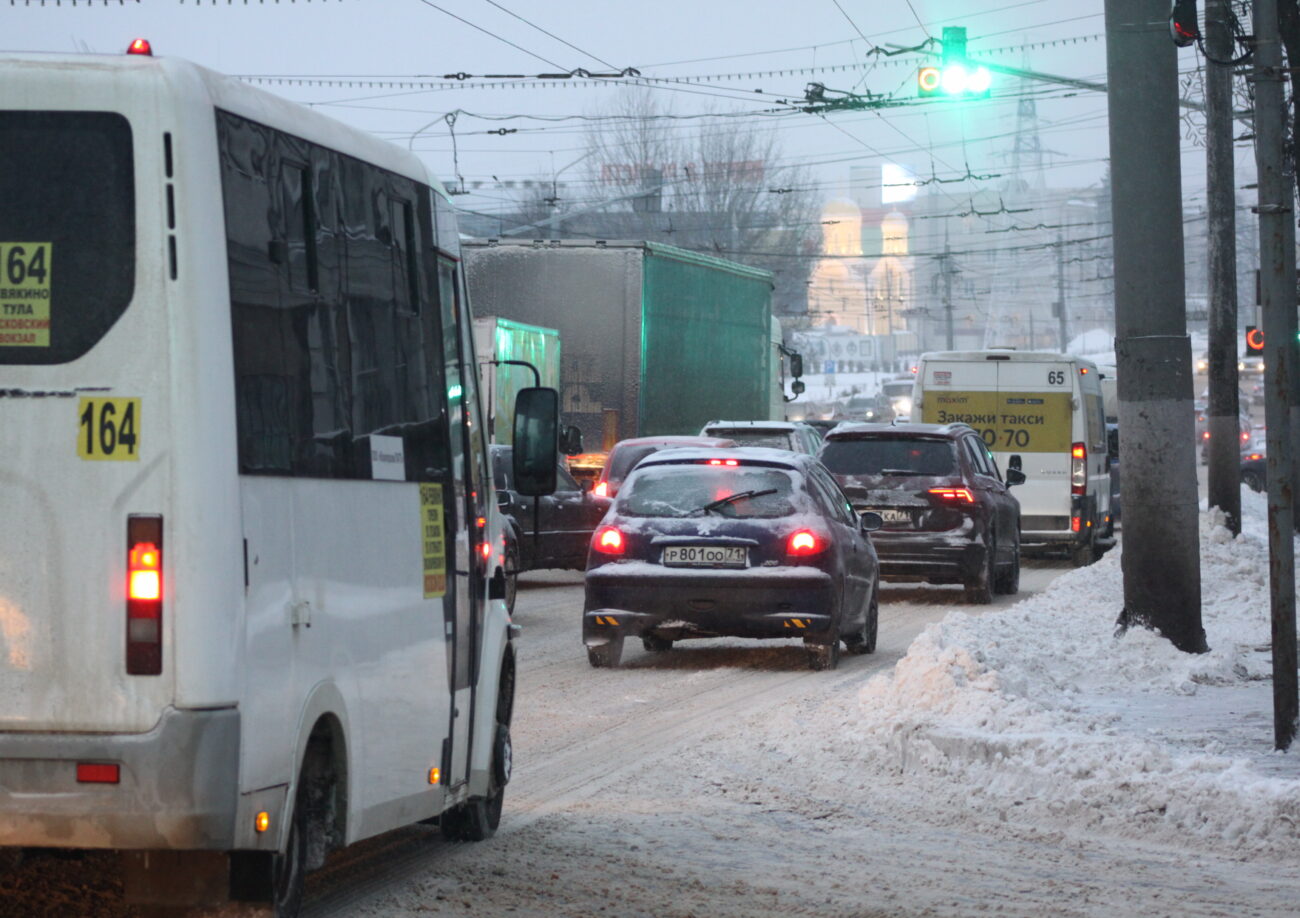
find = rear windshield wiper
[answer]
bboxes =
[878,468,930,476]
[698,488,778,514]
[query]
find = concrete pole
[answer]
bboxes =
[1205,0,1243,535]
[1104,0,1206,653]
[1251,0,1299,750]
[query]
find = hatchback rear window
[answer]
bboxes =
[704,429,791,449]
[820,438,957,477]
[0,111,136,364]
[620,465,798,518]
[607,444,662,483]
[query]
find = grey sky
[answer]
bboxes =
[4,1,1251,219]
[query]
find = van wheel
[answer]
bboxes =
[1071,533,1096,568]
[441,725,509,843]
[964,538,995,604]
[269,790,307,918]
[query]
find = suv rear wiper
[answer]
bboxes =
[879,468,929,476]
[698,488,778,514]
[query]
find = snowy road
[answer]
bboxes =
[9,553,1299,917]
[293,558,1299,918]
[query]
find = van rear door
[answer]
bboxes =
[0,108,173,733]
[989,357,1075,532]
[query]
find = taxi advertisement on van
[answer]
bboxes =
[923,390,1072,452]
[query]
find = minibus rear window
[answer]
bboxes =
[0,111,135,364]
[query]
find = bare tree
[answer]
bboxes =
[573,88,822,316]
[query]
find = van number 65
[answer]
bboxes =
[1047,370,1066,385]
[77,397,141,461]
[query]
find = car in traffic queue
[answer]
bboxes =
[593,435,738,498]
[490,444,611,610]
[1242,432,1268,492]
[582,447,883,671]
[819,422,1025,604]
[698,419,824,454]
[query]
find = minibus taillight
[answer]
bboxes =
[127,515,163,676]
[1071,443,1086,495]
[593,527,625,555]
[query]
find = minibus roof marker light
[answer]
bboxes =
[127,39,153,56]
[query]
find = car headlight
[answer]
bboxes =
[895,397,913,415]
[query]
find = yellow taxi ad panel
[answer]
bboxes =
[923,390,1072,453]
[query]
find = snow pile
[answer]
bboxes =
[856,489,1300,854]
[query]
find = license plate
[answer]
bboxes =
[661,545,748,568]
[875,508,912,524]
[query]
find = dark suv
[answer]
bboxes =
[819,423,1024,603]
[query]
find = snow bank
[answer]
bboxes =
[855,488,1300,855]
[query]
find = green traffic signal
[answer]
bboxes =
[917,25,991,98]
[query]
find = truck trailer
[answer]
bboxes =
[473,315,561,445]
[463,240,775,451]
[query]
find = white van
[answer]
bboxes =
[913,350,1112,565]
[0,50,533,916]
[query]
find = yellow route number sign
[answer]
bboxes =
[420,484,447,598]
[77,398,141,461]
[0,242,52,348]
[923,390,1072,453]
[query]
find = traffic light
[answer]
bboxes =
[1169,0,1200,47]
[1245,325,1265,355]
[917,27,991,99]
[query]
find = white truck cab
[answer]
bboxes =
[913,349,1112,565]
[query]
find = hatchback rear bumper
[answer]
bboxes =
[0,706,239,850]
[871,533,986,584]
[584,566,838,643]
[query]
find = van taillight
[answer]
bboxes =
[1071,442,1086,495]
[127,515,163,676]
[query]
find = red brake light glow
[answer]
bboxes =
[707,458,740,466]
[787,529,824,555]
[928,487,975,504]
[126,515,163,676]
[594,481,609,497]
[127,38,153,56]
[594,527,625,554]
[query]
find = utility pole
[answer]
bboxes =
[1205,0,1243,535]
[1251,0,1298,750]
[1055,231,1069,350]
[1104,0,1206,653]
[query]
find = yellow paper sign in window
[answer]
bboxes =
[420,483,447,598]
[77,398,141,461]
[0,242,52,348]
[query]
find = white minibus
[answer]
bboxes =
[914,349,1112,565]
[0,48,540,916]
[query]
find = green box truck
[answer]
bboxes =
[462,240,775,452]
[472,315,561,445]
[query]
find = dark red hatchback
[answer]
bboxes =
[819,423,1025,603]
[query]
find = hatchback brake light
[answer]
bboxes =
[593,526,625,554]
[707,458,739,467]
[127,515,163,676]
[927,487,975,504]
[786,529,826,555]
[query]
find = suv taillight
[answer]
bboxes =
[127,515,163,676]
[1071,442,1086,496]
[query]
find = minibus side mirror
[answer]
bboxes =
[1005,468,1027,487]
[1009,454,1023,472]
[790,353,804,378]
[512,388,559,496]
